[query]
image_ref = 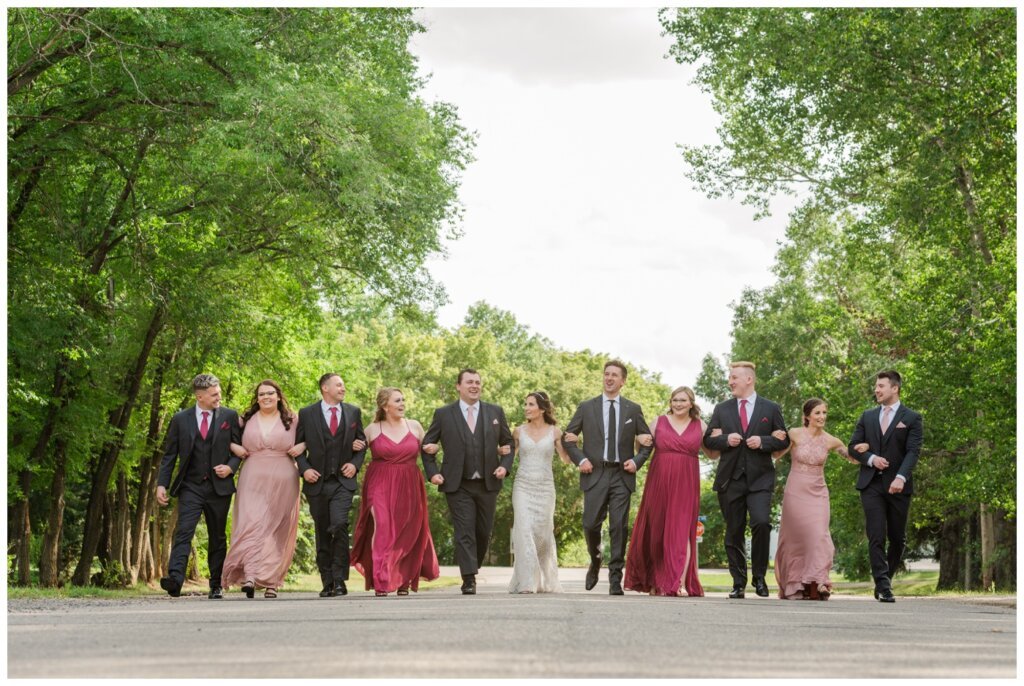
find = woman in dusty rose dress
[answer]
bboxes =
[222,379,304,598]
[624,387,717,597]
[350,387,439,596]
[771,398,858,600]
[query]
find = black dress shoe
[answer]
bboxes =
[241,580,255,599]
[461,574,477,595]
[875,588,896,603]
[753,577,769,597]
[160,577,181,598]
[728,586,745,599]
[585,556,602,591]
[334,580,348,596]
[319,585,336,598]
[208,586,224,599]
[609,582,624,596]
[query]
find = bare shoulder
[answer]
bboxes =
[512,424,522,438]
[823,430,844,449]
[408,419,425,438]
[364,422,381,440]
[788,426,805,442]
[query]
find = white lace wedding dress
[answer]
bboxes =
[508,426,563,593]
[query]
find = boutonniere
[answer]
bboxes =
[492,418,499,425]
[220,421,230,430]
[896,422,907,429]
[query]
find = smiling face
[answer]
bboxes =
[670,391,693,417]
[523,394,539,421]
[257,384,279,411]
[385,391,406,419]
[728,366,755,398]
[874,377,899,405]
[805,402,827,429]
[457,372,482,404]
[603,365,625,397]
[195,384,222,411]
[321,375,346,404]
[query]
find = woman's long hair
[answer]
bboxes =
[242,379,294,429]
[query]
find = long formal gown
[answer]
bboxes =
[774,432,835,599]
[508,426,563,593]
[222,415,300,590]
[351,426,439,593]
[624,415,703,597]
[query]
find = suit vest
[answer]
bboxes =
[321,408,346,477]
[185,429,215,483]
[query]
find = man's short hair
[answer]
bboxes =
[877,370,902,390]
[319,372,341,390]
[604,359,628,380]
[730,361,756,376]
[457,368,479,385]
[192,373,220,392]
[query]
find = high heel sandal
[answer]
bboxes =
[242,580,255,599]
[375,590,388,597]
[264,588,277,598]
[817,584,831,601]
[397,587,409,596]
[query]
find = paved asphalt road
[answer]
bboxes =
[7,567,1016,678]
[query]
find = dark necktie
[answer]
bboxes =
[607,399,617,462]
[329,407,339,436]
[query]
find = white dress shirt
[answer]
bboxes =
[736,392,757,426]
[321,400,342,427]
[195,405,213,431]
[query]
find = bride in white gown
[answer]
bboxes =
[508,392,571,594]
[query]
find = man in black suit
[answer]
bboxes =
[295,372,367,598]
[157,373,242,599]
[703,361,789,599]
[561,360,653,595]
[421,368,514,595]
[848,370,923,603]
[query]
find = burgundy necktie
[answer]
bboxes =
[739,399,749,433]
[329,407,339,436]
[200,411,210,440]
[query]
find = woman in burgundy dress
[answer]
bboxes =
[624,386,716,597]
[350,387,439,596]
[771,398,858,600]
[222,379,305,598]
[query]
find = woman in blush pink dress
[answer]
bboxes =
[222,380,304,598]
[624,386,717,597]
[350,387,439,596]
[771,398,858,600]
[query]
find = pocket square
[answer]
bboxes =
[896,422,907,429]
[761,417,769,423]
[350,422,356,429]
[219,421,230,430]
[625,419,633,424]
[492,418,499,425]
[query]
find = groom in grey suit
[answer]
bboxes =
[421,368,514,594]
[562,360,653,595]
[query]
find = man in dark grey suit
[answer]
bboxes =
[156,373,242,599]
[703,361,789,599]
[562,360,653,595]
[421,368,514,595]
[295,372,367,598]
[848,370,923,603]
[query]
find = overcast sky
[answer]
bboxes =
[411,8,797,392]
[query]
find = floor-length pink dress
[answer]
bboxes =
[624,415,704,597]
[774,432,835,599]
[222,415,300,590]
[351,426,439,593]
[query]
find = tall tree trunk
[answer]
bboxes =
[937,513,964,591]
[72,305,165,585]
[38,437,68,587]
[992,511,1015,591]
[14,469,33,585]
[979,503,996,590]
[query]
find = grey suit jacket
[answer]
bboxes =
[561,395,652,493]
[420,401,514,493]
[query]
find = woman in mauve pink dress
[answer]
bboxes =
[222,380,305,598]
[350,387,439,596]
[771,398,858,600]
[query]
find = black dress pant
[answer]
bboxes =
[307,477,356,586]
[860,476,912,590]
[445,479,499,576]
[167,479,232,588]
[717,473,772,587]
[582,463,633,584]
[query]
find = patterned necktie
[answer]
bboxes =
[329,406,339,436]
[739,399,749,432]
[200,411,210,440]
[607,399,617,462]
[881,406,892,434]
[466,404,476,433]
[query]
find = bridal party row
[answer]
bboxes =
[156,362,921,602]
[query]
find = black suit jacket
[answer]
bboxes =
[158,405,242,497]
[295,401,367,495]
[848,404,923,494]
[421,401,514,494]
[562,395,653,493]
[703,396,789,492]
